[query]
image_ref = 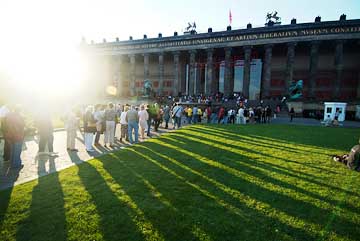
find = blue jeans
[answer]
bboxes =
[187,116,192,124]
[128,120,139,143]
[193,114,198,123]
[174,117,181,128]
[211,113,217,124]
[11,141,23,168]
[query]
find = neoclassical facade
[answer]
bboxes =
[82,16,360,101]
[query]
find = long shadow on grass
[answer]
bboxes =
[147,135,359,240]
[16,156,67,241]
[101,153,213,241]
[108,147,315,241]
[191,125,332,158]
[184,128,359,197]
[183,128,338,174]
[76,160,145,241]
[176,132,360,212]
[212,125,360,151]
[170,132,360,213]
[186,128,354,182]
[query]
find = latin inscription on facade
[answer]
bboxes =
[95,26,360,52]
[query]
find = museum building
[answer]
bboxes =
[82,15,360,102]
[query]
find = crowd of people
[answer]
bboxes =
[1,100,359,171]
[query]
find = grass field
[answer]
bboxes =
[1,124,360,241]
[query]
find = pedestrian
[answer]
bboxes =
[238,107,246,125]
[171,103,183,129]
[192,105,198,123]
[289,107,295,122]
[83,105,96,152]
[93,104,105,146]
[205,105,212,124]
[186,105,193,124]
[197,107,202,123]
[145,104,152,137]
[36,111,57,156]
[104,102,117,148]
[65,108,79,151]
[119,106,129,142]
[126,105,139,144]
[4,106,25,168]
[163,105,170,129]
[266,106,272,123]
[218,106,225,124]
[0,105,11,162]
[138,105,149,139]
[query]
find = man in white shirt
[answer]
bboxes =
[119,106,129,142]
[238,107,245,125]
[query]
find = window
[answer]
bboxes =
[326,107,332,113]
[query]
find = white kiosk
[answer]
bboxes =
[323,102,347,121]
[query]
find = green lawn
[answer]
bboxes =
[1,124,360,241]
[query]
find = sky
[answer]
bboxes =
[0,0,359,100]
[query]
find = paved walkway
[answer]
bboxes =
[1,117,359,190]
[0,123,176,190]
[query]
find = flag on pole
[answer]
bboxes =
[229,9,232,25]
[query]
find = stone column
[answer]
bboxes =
[189,50,196,95]
[173,51,180,96]
[206,48,214,95]
[285,42,296,95]
[117,55,123,97]
[262,44,273,98]
[308,41,320,99]
[224,47,232,96]
[333,40,344,99]
[243,46,252,98]
[129,54,136,96]
[143,53,150,80]
[158,52,164,95]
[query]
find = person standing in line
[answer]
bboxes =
[65,108,79,151]
[104,103,117,148]
[83,105,96,152]
[152,104,161,132]
[289,107,295,122]
[114,103,122,137]
[192,105,198,124]
[36,110,57,156]
[163,105,170,129]
[0,105,11,162]
[229,108,235,124]
[119,106,129,142]
[197,107,202,123]
[93,105,105,146]
[186,105,193,124]
[172,103,183,129]
[218,106,225,124]
[138,105,149,139]
[4,106,25,168]
[126,105,139,144]
[205,105,212,124]
[266,106,272,123]
[146,104,152,137]
[238,106,245,125]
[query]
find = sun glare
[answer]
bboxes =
[5,45,83,98]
